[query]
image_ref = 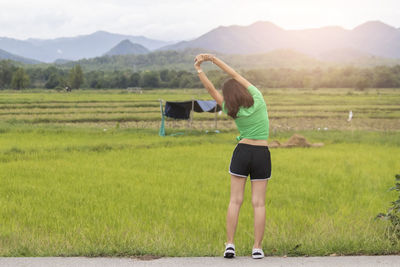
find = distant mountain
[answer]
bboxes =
[0,31,173,63]
[54,58,72,64]
[1,20,399,65]
[0,37,49,63]
[317,48,372,61]
[347,21,400,58]
[104,40,149,56]
[160,20,400,59]
[63,48,214,71]
[0,48,40,64]
[316,47,400,66]
[57,47,400,72]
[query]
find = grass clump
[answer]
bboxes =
[376,174,400,244]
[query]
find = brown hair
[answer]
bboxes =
[222,78,254,119]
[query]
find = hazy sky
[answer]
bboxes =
[0,0,399,41]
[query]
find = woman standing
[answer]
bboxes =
[194,54,271,259]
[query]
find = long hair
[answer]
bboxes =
[222,78,254,119]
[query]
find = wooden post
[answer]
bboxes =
[214,105,217,129]
[159,99,165,136]
[190,98,194,130]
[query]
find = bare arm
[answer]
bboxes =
[206,55,252,89]
[194,61,223,106]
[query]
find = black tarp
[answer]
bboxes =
[165,100,221,119]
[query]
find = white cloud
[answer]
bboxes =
[0,0,398,41]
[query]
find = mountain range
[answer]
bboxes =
[0,48,40,64]
[0,20,399,65]
[162,21,400,60]
[0,31,170,63]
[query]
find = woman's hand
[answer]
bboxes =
[195,54,215,63]
[194,60,202,71]
[194,54,223,106]
[194,55,202,70]
[194,54,215,67]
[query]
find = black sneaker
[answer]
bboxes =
[224,243,235,258]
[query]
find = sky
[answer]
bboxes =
[0,0,399,41]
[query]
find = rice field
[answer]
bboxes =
[0,88,399,131]
[0,87,399,257]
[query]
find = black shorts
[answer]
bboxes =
[229,143,272,181]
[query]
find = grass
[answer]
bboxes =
[0,123,399,256]
[0,88,399,131]
[0,87,399,256]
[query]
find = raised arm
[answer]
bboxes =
[198,54,252,89]
[194,58,223,106]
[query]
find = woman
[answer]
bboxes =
[194,54,271,259]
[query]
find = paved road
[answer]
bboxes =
[1,256,400,267]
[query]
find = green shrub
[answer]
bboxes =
[376,174,400,244]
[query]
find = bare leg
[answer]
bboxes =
[251,179,268,248]
[226,175,246,244]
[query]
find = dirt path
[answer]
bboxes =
[1,256,400,267]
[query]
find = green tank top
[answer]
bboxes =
[222,85,269,141]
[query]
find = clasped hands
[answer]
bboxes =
[194,54,215,70]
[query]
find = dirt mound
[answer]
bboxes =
[282,134,311,148]
[267,140,281,148]
[268,134,324,148]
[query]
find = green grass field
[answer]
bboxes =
[0,88,399,131]
[0,88,400,256]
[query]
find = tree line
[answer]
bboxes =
[1,60,400,90]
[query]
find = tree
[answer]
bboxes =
[0,60,16,89]
[11,68,30,90]
[142,71,160,88]
[45,73,61,89]
[354,77,369,91]
[69,64,84,89]
[159,69,169,82]
[116,73,128,88]
[129,72,141,87]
